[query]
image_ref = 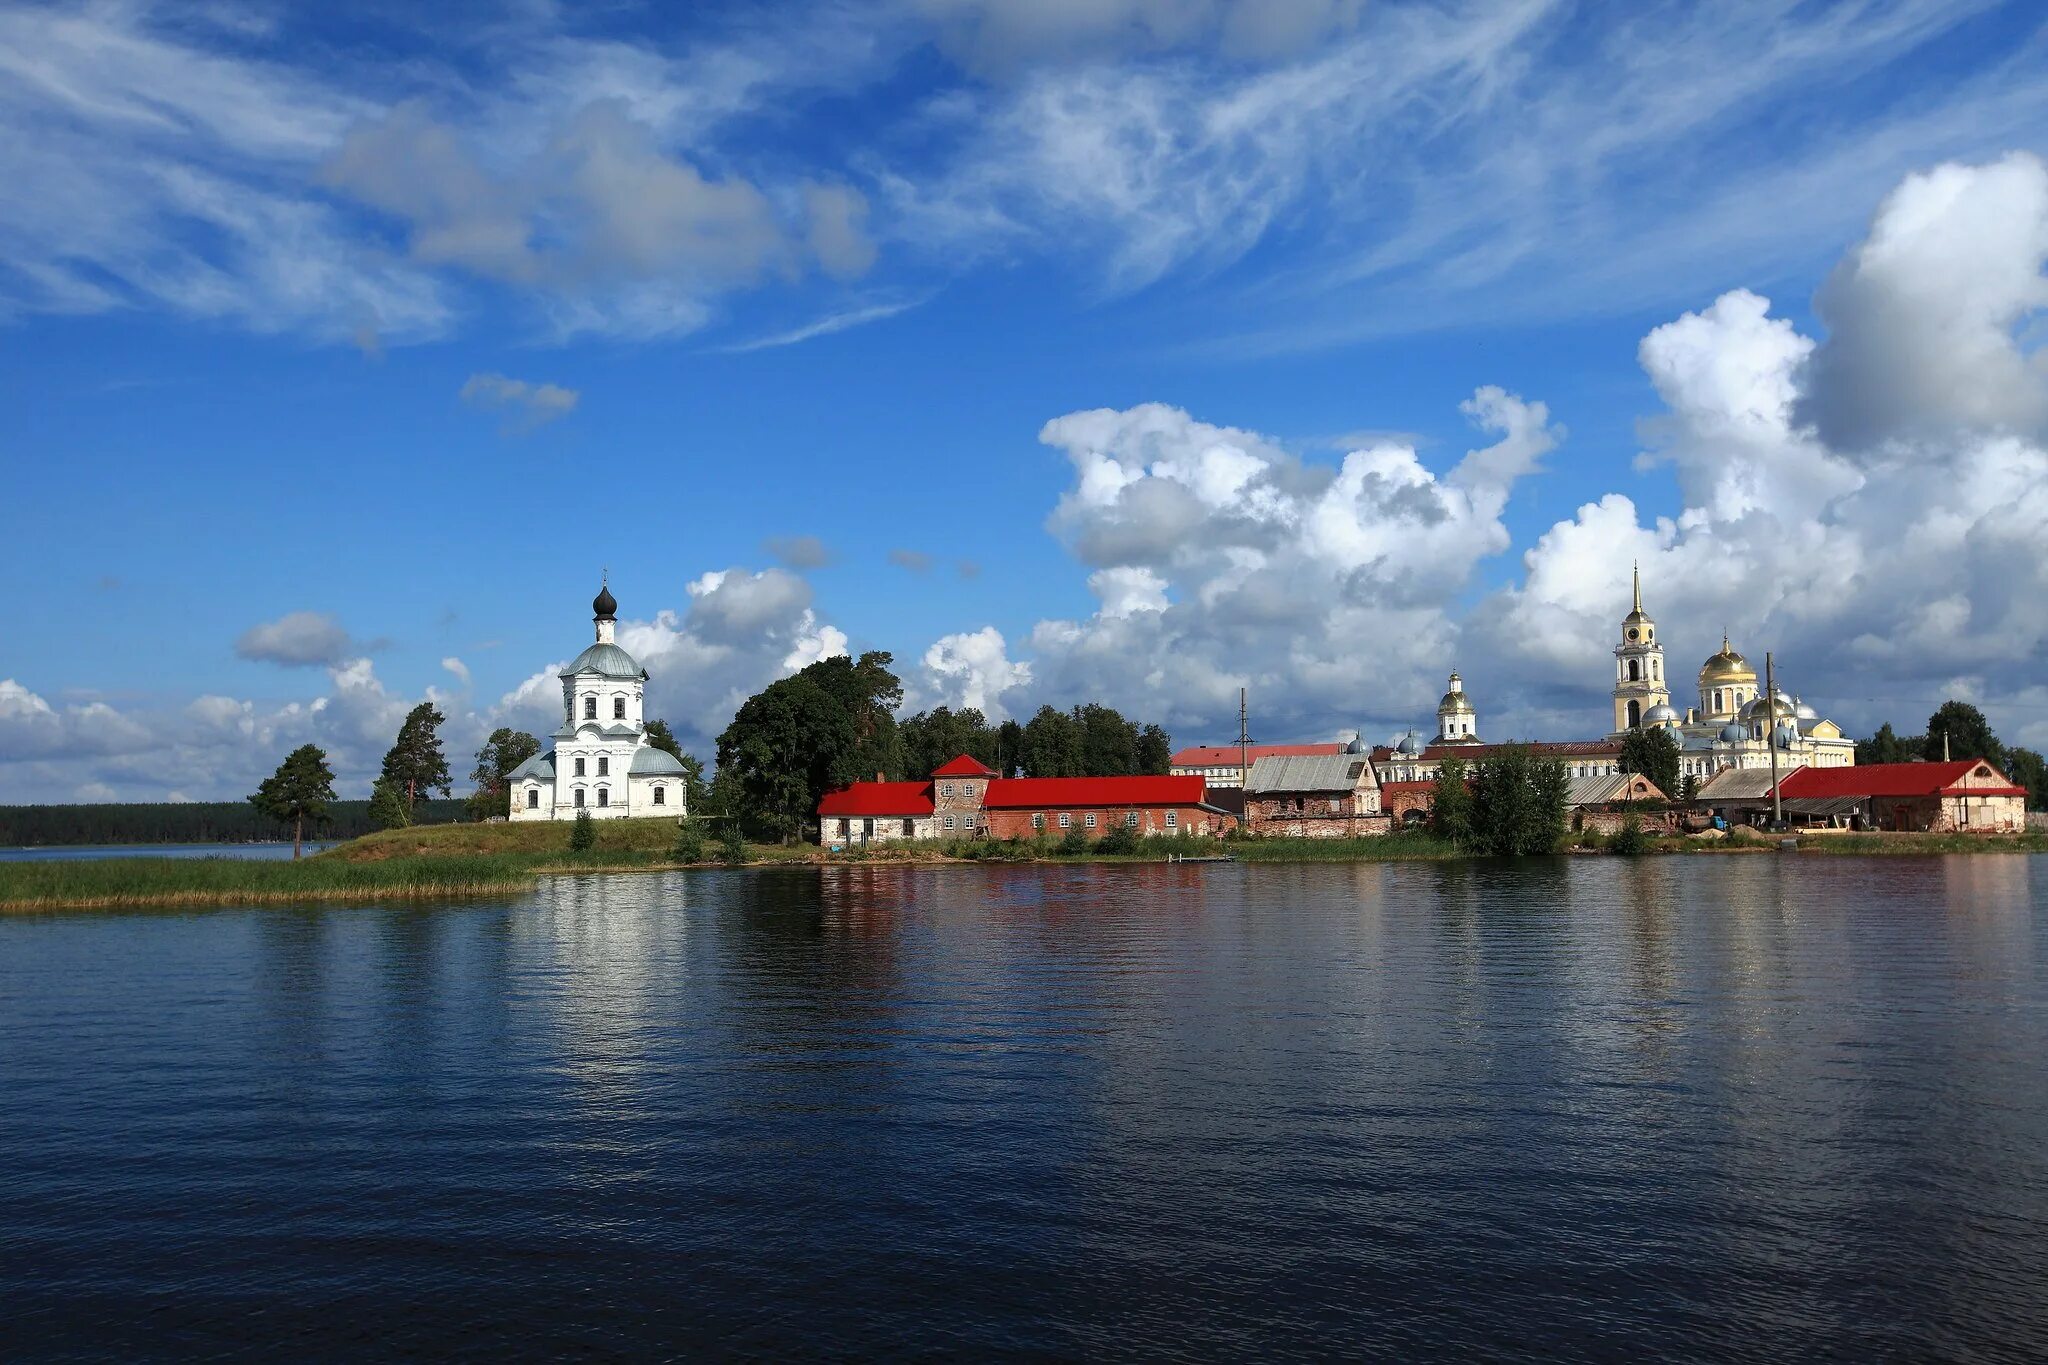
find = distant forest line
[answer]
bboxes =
[0,800,469,848]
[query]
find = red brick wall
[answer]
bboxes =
[983,806,1233,840]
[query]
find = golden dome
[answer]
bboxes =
[1698,635,1756,685]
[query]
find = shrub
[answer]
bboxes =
[718,820,750,867]
[1610,812,1650,856]
[673,819,706,863]
[1056,826,1090,856]
[1095,823,1140,855]
[569,809,596,852]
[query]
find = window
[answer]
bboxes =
[837,818,850,837]
[1164,811,1177,827]
[598,756,609,777]
[944,815,955,831]
[1627,658,1640,682]
[863,818,875,838]
[573,789,585,808]
[1084,813,1097,829]
[652,786,665,806]
[527,788,539,809]
[940,783,952,797]
[1329,798,1342,814]
[1125,812,1139,828]
[1032,813,1045,830]
[584,696,596,719]
[574,757,586,777]
[597,788,609,808]
[1057,813,1071,828]
[902,819,915,836]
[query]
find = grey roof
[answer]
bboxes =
[560,641,646,679]
[1566,772,1667,806]
[554,721,641,740]
[629,746,687,776]
[1681,732,1718,751]
[507,752,554,782]
[1246,753,1376,794]
[1697,766,1802,802]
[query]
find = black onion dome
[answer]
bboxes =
[593,582,618,618]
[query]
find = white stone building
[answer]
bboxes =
[506,582,689,820]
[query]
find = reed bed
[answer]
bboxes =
[0,853,542,911]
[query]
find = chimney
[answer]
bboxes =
[875,771,884,783]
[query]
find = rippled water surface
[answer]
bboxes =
[4,858,2046,1360]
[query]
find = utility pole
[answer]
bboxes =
[1238,687,1252,788]
[1765,651,1782,830]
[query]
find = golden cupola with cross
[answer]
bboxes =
[1610,563,1671,733]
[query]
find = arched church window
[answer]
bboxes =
[574,757,586,777]
[614,696,625,720]
[597,788,609,808]
[573,788,585,808]
[527,788,539,809]
[1627,659,1640,682]
[1628,700,1641,727]
[1714,690,1723,713]
[598,756,609,777]
[584,696,596,719]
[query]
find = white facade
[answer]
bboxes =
[507,584,690,821]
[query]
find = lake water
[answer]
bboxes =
[0,841,334,862]
[3,857,2045,1360]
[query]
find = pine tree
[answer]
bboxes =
[380,702,452,811]
[248,744,336,859]
[366,777,410,830]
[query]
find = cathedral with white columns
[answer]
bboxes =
[505,580,689,820]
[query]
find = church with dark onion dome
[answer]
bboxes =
[505,579,689,821]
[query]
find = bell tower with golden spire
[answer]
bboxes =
[1611,562,1671,733]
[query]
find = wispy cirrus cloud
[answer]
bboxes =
[459,372,580,430]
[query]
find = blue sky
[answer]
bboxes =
[5,0,2048,800]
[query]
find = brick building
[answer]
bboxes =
[1772,760,2027,832]
[1242,752,1389,837]
[818,756,1236,847]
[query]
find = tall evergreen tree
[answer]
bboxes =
[1618,727,1681,798]
[367,777,410,831]
[248,744,336,859]
[1135,723,1173,775]
[1921,700,2005,766]
[468,727,540,820]
[1429,757,1474,846]
[380,702,451,810]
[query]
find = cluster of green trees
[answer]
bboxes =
[1860,700,2045,809]
[1618,727,1685,801]
[0,797,468,848]
[713,652,1174,840]
[1427,747,1570,855]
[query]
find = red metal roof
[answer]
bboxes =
[817,781,934,817]
[1172,743,1343,767]
[1775,761,2026,800]
[932,754,998,777]
[983,775,1211,809]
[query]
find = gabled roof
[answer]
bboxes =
[1697,767,1798,802]
[1776,760,2025,800]
[1566,772,1666,806]
[933,754,998,778]
[982,775,1209,809]
[818,781,935,817]
[1245,754,1376,794]
[1172,743,1343,767]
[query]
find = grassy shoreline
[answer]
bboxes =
[4,819,2043,910]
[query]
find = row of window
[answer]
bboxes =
[1032,811,1172,829]
[1622,657,1663,682]
[571,755,611,777]
[524,785,666,809]
[582,695,632,720]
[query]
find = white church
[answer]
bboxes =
[506,581,690,820]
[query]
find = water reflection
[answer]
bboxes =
[1,857,2045,1359]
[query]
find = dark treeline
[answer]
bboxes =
[1859,700,2045,809]
[0,799,468,848]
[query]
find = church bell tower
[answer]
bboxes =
[1611,563,1670,732]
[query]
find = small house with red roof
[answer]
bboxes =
[1770,759,2027,833]
[818,755,1237,847]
